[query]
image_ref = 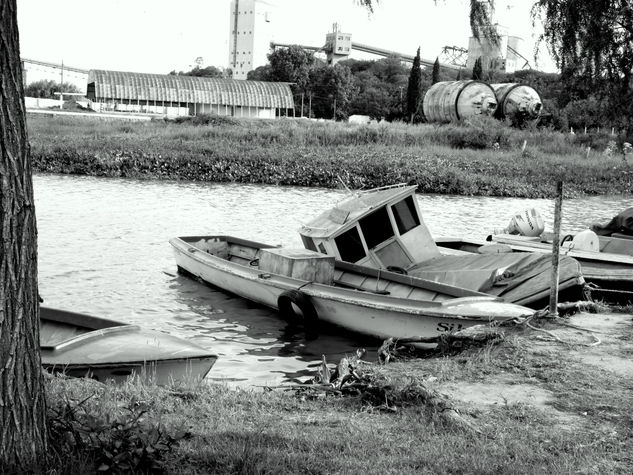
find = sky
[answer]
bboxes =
[16,0,556,74]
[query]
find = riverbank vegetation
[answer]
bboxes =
[28,113,633,198]
[42,311,633,474]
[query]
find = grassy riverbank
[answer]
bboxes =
[40,311,633,474]
[28,113,633,198]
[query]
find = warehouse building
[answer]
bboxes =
[86,70,294,118]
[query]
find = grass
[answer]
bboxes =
[41,313,633,474]
[27,113,633,198]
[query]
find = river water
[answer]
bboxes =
[33,174,633,387]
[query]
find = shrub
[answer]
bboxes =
[171,114,240,126]
[48,394,187,474]
[442,116,512,149]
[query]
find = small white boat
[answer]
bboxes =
[169,235,533,342]
[299,184,587,308]
[40,307,218,384]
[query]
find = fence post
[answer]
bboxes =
[549,181,564,318]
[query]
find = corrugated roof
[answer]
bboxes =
[87,70,294,108]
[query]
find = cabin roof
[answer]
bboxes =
[300,184,418,239]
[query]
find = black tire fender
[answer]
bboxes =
[277,290,319,339]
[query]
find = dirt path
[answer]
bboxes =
[441,312,632,424]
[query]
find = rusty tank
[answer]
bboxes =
[491,83,542,124]
[422,80,497,123]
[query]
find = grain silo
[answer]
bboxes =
[492,83,542,124]
[422,80,497,123]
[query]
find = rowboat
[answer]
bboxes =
[299,184,587,308]
[40,307,218,384]
[169,235,533,342]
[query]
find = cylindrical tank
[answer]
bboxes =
[422,80,497,123]
[492,83,542,123]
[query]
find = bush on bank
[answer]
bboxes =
[27,114,633,198]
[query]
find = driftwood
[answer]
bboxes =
[378,323,507,363]
[298,353,481,434]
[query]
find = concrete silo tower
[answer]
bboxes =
[229,0,275,80]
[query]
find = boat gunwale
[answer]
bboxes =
[170,235,531,321]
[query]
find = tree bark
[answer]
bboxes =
[0,0,47,470]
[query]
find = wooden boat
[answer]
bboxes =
[40,307,218,384]
[299,184,587,308]
[435,231,633,304]
[169,235,534,343]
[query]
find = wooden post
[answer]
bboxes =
[549,181,564,318]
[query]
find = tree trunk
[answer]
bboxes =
[0,0,47,470]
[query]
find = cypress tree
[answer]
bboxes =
[472,57,483,80]
[407,47,422,123]
[432,57,441,84]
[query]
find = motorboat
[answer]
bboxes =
[169,235,533,343]
[299,184,587,308]
[40,306,218,384]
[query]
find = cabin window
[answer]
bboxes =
[335,226,366,263]
[302,235,317,252]
[392,196,420,235]
[359,207,394,249]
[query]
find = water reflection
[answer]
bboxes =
[33,174,633,386]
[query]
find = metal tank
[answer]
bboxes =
[422,80,497,123]
[492,83,542,124]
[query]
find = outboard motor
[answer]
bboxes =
[496,208,545,237]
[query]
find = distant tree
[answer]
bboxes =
[247,64,272,81]
[472,57,483,80]
[432,57,441,84]
[170,66,224,78]
[24,79,79,98]
[267,45,314,90]
[406,47,422,122]
[343,56,408,120]
[308,63,356,120]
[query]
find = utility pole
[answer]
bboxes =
[301,93,304,117]
[333,97,336,120]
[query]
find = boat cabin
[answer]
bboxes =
[299,184,441,269]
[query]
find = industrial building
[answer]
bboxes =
[86,70,294,118]
[229,0,275,79]
[465,24,527,73]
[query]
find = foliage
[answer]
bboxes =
[442,115,511,149]
[472,57,483,80]
[407,47,422,123]
[345,57,408,120]
[266,45,314,91]
[432,57,441,85]
[532,0,633,124]
[169,66,225,78]
[169,113,240,126]
[48,393,186,474]
[308,63,356,120]
[27,114,633,198]
[24,79,80,98]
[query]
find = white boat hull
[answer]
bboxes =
[40,307,218,384]
[171,236,532,342]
